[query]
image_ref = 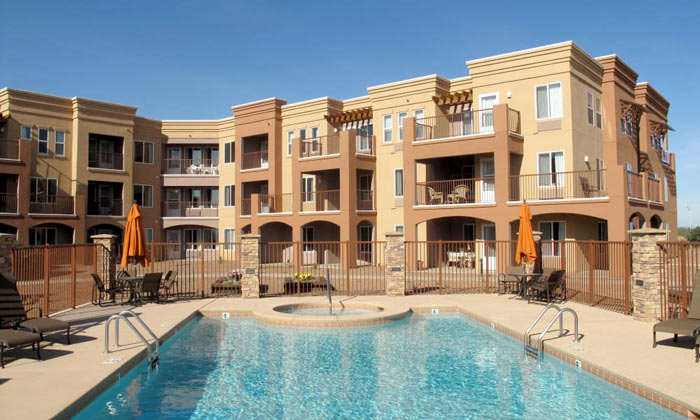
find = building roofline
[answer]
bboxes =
[367,74,449,91]
[231,97,281,109]
[466,41,574,66]
[281,96,338,109]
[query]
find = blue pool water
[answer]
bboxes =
[74,315,682,419]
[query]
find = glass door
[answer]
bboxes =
[166,230,182,259]
[260,140,269,168]
[479,94,498,132]
[482,224,496,272]
[480,158,495,203]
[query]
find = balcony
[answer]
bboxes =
[0,140,19,160]
[87,198,123,216]
[163,159,219,175]
[415,178,494,206]
[0,193,18,213]
[29,195,74,215]
[89,152,124,170]
[510,169,607,201]
[258,194,293,214]
[300,190,340,212]
[240,198,251,216]
[299,134,340,159]
[414,108,521,143]
[355,134,375,156]
[241,150,268,170]
[627,171,644,200]
[162,201,218,217]
[357,190,374,210]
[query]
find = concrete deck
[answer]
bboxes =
[0,295,698,419]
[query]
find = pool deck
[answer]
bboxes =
[0,295,698,419]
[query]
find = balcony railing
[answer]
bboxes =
[89,152,124,170]
[660,149,671,166]
[355,134,375,156]
[357,190,374,210]
[240,198,251,216]
[258,194,293,214]
[300,189,340,212]
[510,169,607,201]
[29,195,74,215]
[0,140,20,160]
[627,171,643,200]
[415,178,495,206]
[647,177,661,203]
[162,201,218,217]
[300,134,340,159]
[241,150,268,170]
[415,109,494,142]
[508,108,521,134]
[163,159,219,175]
[87,198,123,216]
[0,193,18,213]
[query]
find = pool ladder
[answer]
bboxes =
[104,310,160,368]
[523,304,579,360]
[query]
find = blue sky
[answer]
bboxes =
[2,1,699,226]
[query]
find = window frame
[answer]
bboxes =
[29,227,57,246]
[586,92,594,125]
[382,114,393,143]
[134,140,154,164]
[223,141,235,164]
[397,112,407,142]
[394,225,404,233]
[30,177,58,201]
[536,151,565,187]
[54,130,66,156]
[38,128,49,155]
[539,220,566,256]
[133,184,153,208]
[144,228,153,243]
[224,185,234,207]
[223,228,236,250]
[20,126,32,140]
[594,97,602,128]
[534,82,563,120]
[393,168,404,198]
[287,130,294,156]
[302,176,314,203]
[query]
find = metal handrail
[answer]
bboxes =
[536,308,579,360]
[104,310,159,367]
[523,303,562,350]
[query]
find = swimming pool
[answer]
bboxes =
[75,314,682,419]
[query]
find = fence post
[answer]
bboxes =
[624,241,632,314]
[70,245,76,308]
[200,241,205,298]
[629,228,669,322]
[385,232,405,296]
[438,240,443,294]
[588,242,595,305]
[0,233,15,276]
[241,234,261,298]
[43,244,50,316]
[679,243,688,314]
[345,242,350,295]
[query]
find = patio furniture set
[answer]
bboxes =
[186,164,218,175]
[91,270,178,306]
[497,266,567,304]
[427,185,471,205]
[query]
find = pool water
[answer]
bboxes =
[74,315,682,419]
[279,307,378,316]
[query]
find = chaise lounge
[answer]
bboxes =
[653,270,700,362]
[0,329,41,368]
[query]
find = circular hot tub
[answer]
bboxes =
[253,302,409,327]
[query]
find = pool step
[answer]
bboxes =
[524,345,539,359]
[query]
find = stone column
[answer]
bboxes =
[385,232,405,296]
[629,228,669,322]
[241,234,261,299]
[0,233,16,276]
[91,234,117,284]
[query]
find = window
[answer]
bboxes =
[287,131,294,156]
[540,221,566,256]
[397,112,407,141]
[144,228,153,243]
[394,225,404,233]
[134,141,154,164]
[587,93,594,125]
[224,228,236,250]
[30,177,57,201]
[224,142,235,164]
[302,176,314,202]
[299,128,306,141]
[302,226,314,242]
[535,82,562,119]
[54,131,65,156]
[537,151,564,187]
[133,185,153,207]
[310,126,319,152]
[620,111,634,137]
[663,177,668,202]
[224,185,234,207]
[29,227,57,245]
[394,169,404,197]
[21,126,32,140]
[383,114,392,143]
[595,97,602,128]
[414,109,425,139]
[38,128,49,154]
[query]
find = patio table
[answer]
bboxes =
[118,276,144,304]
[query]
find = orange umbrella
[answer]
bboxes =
[515,202,537,265]
[121,203,150,268]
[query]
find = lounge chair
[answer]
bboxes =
[134,273,163,304]
[498,265,524,295]
[0,329,41,368]
[447,185,469,204]
[160,270,178,301]
[528,269,566,304]
[427,187,443,204]
[91,273,127,306]
[0,273,70,345]
[653,270,700,362]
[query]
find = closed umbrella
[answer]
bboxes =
[121,203,150,268]
[515,202,537,266]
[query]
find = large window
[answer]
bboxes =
[595,97,602,128]
[55,131,66,156]
[134,140,154,164]
[224,228,236,250]
[224,142,235,163]
[29,227,57,245]
[414,109,425,139]
[537,151,565,186]
[394,169,404,197]
[302,176,314,202]
[30,177,57,200]
[397,112,407,141]
[540,221,566,256]
[587,93,594,125]
[535,82,562,119]
[224,185,234,207]
[133,185,153,207]
[20,126,32,140]
[587,92,602,129]
[38,128,49,155]
[287,131,294,156]
[383,115,392,143]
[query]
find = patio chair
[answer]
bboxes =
[159,270,178,301]
[580,176,599,198]
[91,273,128,306]
[427,187,443,204]
[447,185,469,204]
[0,273,70,345]
[527,269,566,304]
[497,265,524,295]
[134,272,163,304]
[0,329,41,368]
[653,270,700,362]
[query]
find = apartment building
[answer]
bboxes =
[0,41,677,249]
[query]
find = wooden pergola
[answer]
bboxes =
[325,107,373,124]
[432,90,472,106]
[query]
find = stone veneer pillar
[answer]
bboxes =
[91,234,117,284]
[0,233,16,276]
[241,234,261,299]
[385,232,405,296]
[629,228,669,322]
